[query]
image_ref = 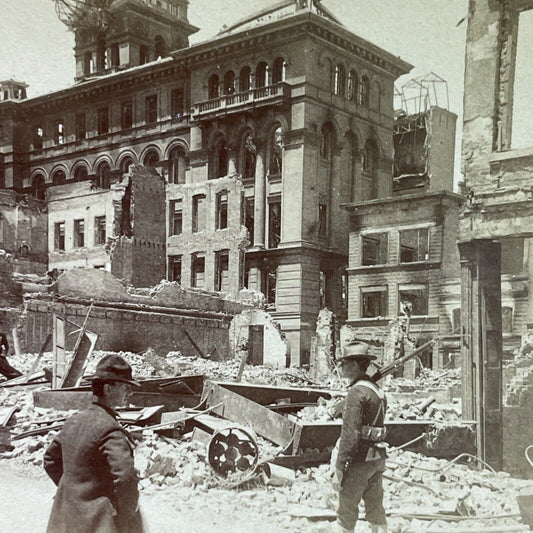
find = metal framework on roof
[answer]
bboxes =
[394,72,450,117]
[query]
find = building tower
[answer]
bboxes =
[55,0,198,80]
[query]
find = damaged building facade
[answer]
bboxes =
[0,0,411,364]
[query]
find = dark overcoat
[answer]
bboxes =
[43,402,142,533]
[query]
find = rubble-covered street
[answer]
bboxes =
[1,349,531,533]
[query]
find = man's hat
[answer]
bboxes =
[90,354,141,387]
[339,341,377,361]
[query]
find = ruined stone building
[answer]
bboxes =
[343,99,463,366]
[0,0,412,364]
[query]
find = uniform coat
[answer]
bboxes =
[44,402,141,533]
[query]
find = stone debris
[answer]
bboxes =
[0,350,530,533]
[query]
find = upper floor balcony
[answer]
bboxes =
[192,83,290,121]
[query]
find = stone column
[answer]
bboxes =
[253,138,267,249]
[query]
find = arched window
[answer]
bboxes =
[31,174,46,200]
[372,80,381,111]
[320,123,335,160]
[255,62,268,88]
[242,133,256,179]
[347,70,358,102]
[169,147,187,184]
[73,164,88,182]
[239,66,251,92]
[334,64,346,96]
[119,156,134,175]
[269,126,283,176]
[208,74,219,99]
[348,134,359,201]
[96,161,112,189]
[223,70,235,95]
[143,150,160,167]
[51,169,66,185]
[359,76,370,107]
[272,57,285,84]
[154,35,166,58]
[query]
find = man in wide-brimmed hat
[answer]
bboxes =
[44,354,143,533]
[333,341,388,533]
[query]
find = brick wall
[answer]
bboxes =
[23,296,233,358]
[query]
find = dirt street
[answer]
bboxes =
[0,461,326,533]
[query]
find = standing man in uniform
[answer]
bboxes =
[334,341,388,533]
[44,354,144,533]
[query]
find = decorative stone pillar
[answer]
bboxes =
[253,138,267,249]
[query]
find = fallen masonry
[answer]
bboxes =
[0,348,531,533]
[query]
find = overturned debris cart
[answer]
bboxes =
[200,380,476,466]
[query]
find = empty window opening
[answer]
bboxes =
[192,194,206,233]
[347,70,358,102]
[224,70,235,95]
[399,227,429,263]
[213,138,228,178]
[243,133,256,179]
[145,95,158,124]
[94,216,106,245]
[84,51,93,75]
[121,101,133,129]
[216,191,228,230]
[154,35,166,58]
[452,307,461,335]
[512,10,533,149]
[54,222,65,251]
[33,126,44,150]
[334,64,346,96]
[74,219,85,248]
[73,164,88,182]
[272,57,286,84]
[143,150,159,168]
[239,66,251,92]
[208,74,219,99]
[398,284,428,316]
[97,107,109,135]
[245,197,254,246]
[359,75,370,107]
[110,43,120,67]
[170,199,183,236]
[168,255,182,283]
[171,87,185,119]
[361,287,388,318]
[96,161,111,189]
[96,33,106,71]
[269,126,283,176]
[268,198,281,248]
[75,113,86,140]
[261,263,277,307]
[32,175,46,200]
[52,170,66,185]
[55,120,65,145]
[191,254,205,288]
[169,147,187,184]
[319,270,333,308]
[139,44,149,65]
[320,123,335,160]
[120,157,134,175]
[318,203,327,238]
[362,233,388,265]
[256,62,268,88]
[215,251,230,292]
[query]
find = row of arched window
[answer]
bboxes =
[332,64,379,109]
[208,125,283,180]
[30,145,189,200]
[208,57,286,99]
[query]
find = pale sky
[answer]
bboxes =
[0,0,469,180]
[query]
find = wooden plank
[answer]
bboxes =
[11,327,20,358]
[24,333,51,384]
[52,314,66,389]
